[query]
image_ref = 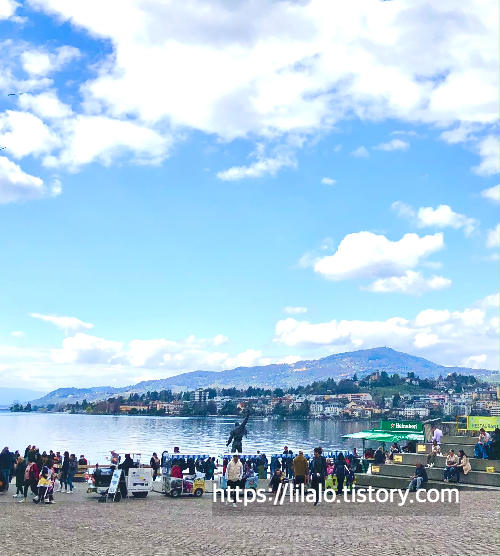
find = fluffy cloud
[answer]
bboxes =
[321,177,336,185]
[0,156,45,204]
[313,231,444,281]
[0,110,61,159]
[30,313,94,333]
[284,306,308,314]
[217,148,296,181]
[18,90,73,119]
[52,333,123,364]
[473,136,499,176]
[372,139,409,151]
[481,184,499,203]
[274,293,499,369]
[350,146,369,158]
[0,0,20,20]
[21,46,80,76]
[0,0,495,178]
[365,270,451,295]
[392,201,479,237]
[47,115,172,169]
[417,205,478,236]
[11,331,24,337]
[486,223,499,248]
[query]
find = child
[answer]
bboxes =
[269,469,283,494]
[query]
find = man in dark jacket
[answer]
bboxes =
[310,447,327,505]
[408,462,428,491]
[0,447,14,487]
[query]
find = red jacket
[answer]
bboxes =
[171,465,182,478]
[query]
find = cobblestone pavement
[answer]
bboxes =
[1,483,498,556]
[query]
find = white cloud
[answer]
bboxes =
[21,45,80,77]
[373,139,409,151]
[321,177,336,185]
[0,156,45,204]
[391,130,417,137]
[0,0,495,177]
[391,201,415,219]
[52,333,123,364]
[48,115,172,169]
[18,90,73,119]
[0,0,20,20]
[463,354,487,369]
[0,110,61,159]
[478,293,499,309]
[278,355,302,365]
[11,331,24,337]
[417,205,478,237]
[217,148,296,181]
[274,293,499,369]
[284,306,308,315]
[213,334,229,346]
[333,144,342,152]
[481,184,499,203]
[486,223,499,248]
[414,333,440,348]
[473,136,500,176]
[365,270,451,295]
[350,146,369,158]
[30,313,94,333]
[313,231,444,281]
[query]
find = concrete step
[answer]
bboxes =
[400,453,499,472]
[355,473,498,492]
[373,463,499,487]
[441,436,479,445]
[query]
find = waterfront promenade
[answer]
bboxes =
[1,482,498,556]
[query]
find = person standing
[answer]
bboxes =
[310,447,327,506]
[13,456,26,498]
[20,458,38,502]
[430,425,443,444]
[67,454,78,493]
[150,453,160,481]
[225,454,243,507]
[60,452,69,492]
[292,451,308,489]
[333,453,349,495]
[0,447,14,488]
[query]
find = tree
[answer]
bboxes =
[207,401,218,415]
[25,402,32,412]
[273,388,285,398]
[392,393,401,408]
[219,401,237,416]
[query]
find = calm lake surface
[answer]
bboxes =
[0,413,374,462]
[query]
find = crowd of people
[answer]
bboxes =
[222,447,357,507]
[0,446,89,504]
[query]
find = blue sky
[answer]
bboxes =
[0,0,498,391]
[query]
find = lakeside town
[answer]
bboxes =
[9,371,499,421]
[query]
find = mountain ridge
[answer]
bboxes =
[29,347,498,406]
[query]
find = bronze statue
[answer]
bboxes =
[226,410,250,453]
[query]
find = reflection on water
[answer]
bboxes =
[0,413,374,462]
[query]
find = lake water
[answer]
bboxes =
[0,412,374,462]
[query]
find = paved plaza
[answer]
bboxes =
[1,482,499,556]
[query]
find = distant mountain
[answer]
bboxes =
[30,386,121,407]
[29,347,499,406]
[0,387,48,406]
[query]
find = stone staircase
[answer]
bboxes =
[355,435,499,492]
